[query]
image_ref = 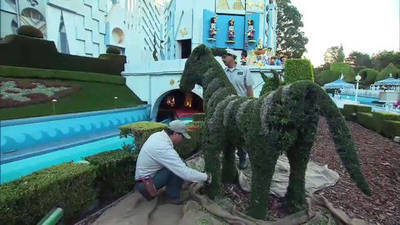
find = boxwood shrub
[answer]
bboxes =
[85,150,137,203]
[381,120,400,138]
[119,121,167,151]
[0,163,96,225]
[284,59,314,84]
[192,113,205,121]
[372,111,400,133]
[175,121,205,159]
[356,112,376,130]
[376,63,400,81]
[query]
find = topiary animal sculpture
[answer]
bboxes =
[180,44,371,220]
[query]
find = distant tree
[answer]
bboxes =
[346,51,372,68]
[324,45,345,64]
[276,0,308,58]
[371,51,400,70]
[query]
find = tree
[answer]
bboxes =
[324,45,345,64]
[346,51,372,68]
[276,0,308,58]
[371,51,400,70]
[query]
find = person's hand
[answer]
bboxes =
[205,173,212,186]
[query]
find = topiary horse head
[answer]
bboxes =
[180,44,371,219]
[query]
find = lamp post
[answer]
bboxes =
[52,99,58,114]
[355,73,361,103]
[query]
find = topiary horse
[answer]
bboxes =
[180,44,371,220]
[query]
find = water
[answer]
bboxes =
[1,135,134,184]
[336,94,379,105]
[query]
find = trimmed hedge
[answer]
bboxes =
[330,63,356,83]
[357,112,376,130]
[210,48,228,57]
[342,104,371,121]
[372,111,400,133]
[85,150,137,203]
[120,121,167,151]
[17,25,43,38]
[376,63,400,81]
[0,163,96,225]
[0,65,126,85]
[359,68,379,86]
[106,46,121,54]
[316,70,340,85]
[284,59,314,84]
[0,35,126,75]
[192,113,205,121]
[381,120,400,138]
[175,121,205,159]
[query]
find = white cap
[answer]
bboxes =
[224,48,237,59]
[168,120,191,139]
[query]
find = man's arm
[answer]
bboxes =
[245,67,255,97]
[246,86,254,97]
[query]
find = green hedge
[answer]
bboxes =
[120,121,167,151]
[85,150,137,203]
[342,104,372,121]
[381,120,400,138]
[359,68,379,86]
[372,111,400,133]
[175,121,205,159]
[0,163,96,225]
[284,59,314,83]
[0,65,126,85]
[356,112,376,130]
[0,35,125,75]
[330,63,356,83]
[210,48,227,57]
[376,63,400,81]
[316,70,340,85]
[192,113,205,121]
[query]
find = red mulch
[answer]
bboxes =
[224,117,400,224]
[0,78,81,108]
[311,117,400,225]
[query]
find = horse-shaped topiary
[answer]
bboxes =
[179,44,371,219]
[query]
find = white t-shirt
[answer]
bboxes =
[135,131,207,182]
[225,65,254,97]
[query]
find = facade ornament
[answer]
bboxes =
[208,16,217,41]
[226,18,235,43]
[247,18,256,42]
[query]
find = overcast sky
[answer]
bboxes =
[290,0,400,66]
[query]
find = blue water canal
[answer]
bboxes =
[0,105,151,184]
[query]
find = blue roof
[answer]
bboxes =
[323,78,354,89]
[374,77,400,86]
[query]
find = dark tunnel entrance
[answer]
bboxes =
[156,90,203,123]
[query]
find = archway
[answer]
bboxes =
[152,89,203,123]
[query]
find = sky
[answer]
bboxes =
[290,0,400,66]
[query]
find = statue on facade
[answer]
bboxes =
[208,16,217,41]
[247,18,256,42]
[226,18,235,43]
[266,0,277,50]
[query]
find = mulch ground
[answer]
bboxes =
[311,117,400,225]
[224,117,400,224]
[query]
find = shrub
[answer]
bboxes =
[284,59,314,83]
[106,46,121,54]
[376,63,400,81]
[192,113,205,121]
[316,70,340,85]
[342,104,371,121]
[175,121,205,159]
[381,120,400,138]
[260,71,282,96]
[85,150,137,203]
[359,68,379,86]
[119,121,167,151]
[356,112,376,130]
[330,63,356,83]
[354,105,372,113]
[17,25,43,38]
[372,111,400,133]
[0,65,126,85]
[0,163,96,225]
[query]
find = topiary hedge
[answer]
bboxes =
[210,48,227,57]
[106,46,121,54]
[192,113,205,121]
[376,63,400,81]
[381,120,400,138]
[356,112,376,130]
[0,65,126,85]
[17,25,43,38]
[359,68,379,86]
[316,70,340,85]
[0,163,96,225]
[85,150,137,203]
[175,121,205,159]
[330,63,356,83]
[284,59,314,84]
[372,111,400,133]
[120,121,167,151]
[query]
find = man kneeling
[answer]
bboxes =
[135,120,211,204]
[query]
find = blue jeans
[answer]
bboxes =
[136,168,183,200]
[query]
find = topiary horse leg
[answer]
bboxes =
[286,126,317,213]
[221,142,236,183]
[247,137,281,219]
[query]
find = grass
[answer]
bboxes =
[0,79,144,120]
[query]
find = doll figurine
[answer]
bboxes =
[247,18,255,41]
[208,16,217,40]
[227,18,235,43]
